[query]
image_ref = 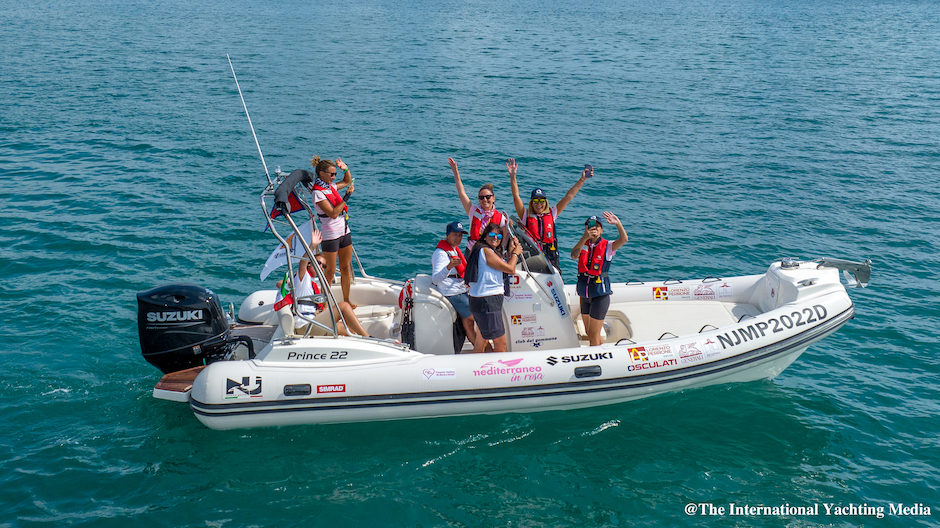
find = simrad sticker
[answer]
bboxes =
[422,368,456,380]
[225,376,263,399]
[317,384,346,394]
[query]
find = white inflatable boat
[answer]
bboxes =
[137,182,871,430]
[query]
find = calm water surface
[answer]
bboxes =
[1,0,938,526]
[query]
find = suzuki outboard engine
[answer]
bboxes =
[137,284,250,374]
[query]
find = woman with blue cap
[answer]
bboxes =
[507,158,590,269]
[431,221,478,351]
[570,211,628,346]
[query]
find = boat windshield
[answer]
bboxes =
[509,216,553,275]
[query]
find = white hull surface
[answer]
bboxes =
[151,259,863,430]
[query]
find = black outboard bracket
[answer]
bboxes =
[137,284,252,374]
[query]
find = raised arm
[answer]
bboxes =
[570,230,591,260]
[449,157,472,214]
[604,211,629,251]
[555,166,591,215]
[334,158,352,190]
[483,237,523,274]
[507,158,525,218]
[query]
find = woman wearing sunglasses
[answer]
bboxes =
[464,223,523,353]
[311,155,357,308]
[570,212,629,346]
[448,157,507,253]
[507,158,590,269]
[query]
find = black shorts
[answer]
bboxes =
[469,294,505,340]
[580,294,611,321]
[321,232,352,253]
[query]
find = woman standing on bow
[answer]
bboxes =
[508,158,590,270]
[465,223,523,353]
[311,156,357,308]
[448,157,508,254]
[570,212,628,347]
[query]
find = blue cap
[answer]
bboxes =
[585,215,601,227]
[446,221,468,235]
[530,188,547,199]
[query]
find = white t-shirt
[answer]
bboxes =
[469,247,507,298]
[431,247,469,297]
[313,183,350,241]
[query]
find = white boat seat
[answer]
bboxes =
[605,301,759,343]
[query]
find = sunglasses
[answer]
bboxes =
[486,232,503,241]
[478,194,494,201]
[532,199,547,204]
[324,171,337,177]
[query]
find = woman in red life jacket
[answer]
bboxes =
[430,221,479,352]
[570,212,628,346]
[507,158,591,270]
[448,157,508,254]
[311,156,357,308]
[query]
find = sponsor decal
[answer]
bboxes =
[146,310,203,323]
[627,358,677,371]
[716,305,829,350]
[702,338,722,358]
[505,291,534,302]
[422,368,456,380]
[545,352,613,366]
[473,359,543,382]
[514,336,558,348]
[508,275,522,288]
[317,384,346,393]
[628,347,648,363]
[653,286,695,301]
[546,281,568,317]
[510,314,537,325]
[694,284,716,300]
[678,342,704,364]
[225,376,263,399]
[627,345,671,364]
[520,326,546,338]
[718,282,733,299]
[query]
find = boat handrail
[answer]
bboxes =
[261,191,344,337]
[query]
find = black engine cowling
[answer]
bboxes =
[137,284,237,374]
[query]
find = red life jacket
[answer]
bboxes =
[525,212,556,246]
[578,238,609,277]
[314,181,347,217]
[469,208,503,241]
[436,240,466,278]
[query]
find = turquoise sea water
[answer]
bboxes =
[2,0,938,525]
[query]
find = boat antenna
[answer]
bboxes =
[227,54,272,187]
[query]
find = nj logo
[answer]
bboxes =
[225,376,263,398]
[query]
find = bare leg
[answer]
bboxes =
[322,251,338,285]
[581,313,591,340]
[460,315,478,350]
[337,301,369,337]
[490,334,508,352]
[587,317,605,346]
[338,244,355,308]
